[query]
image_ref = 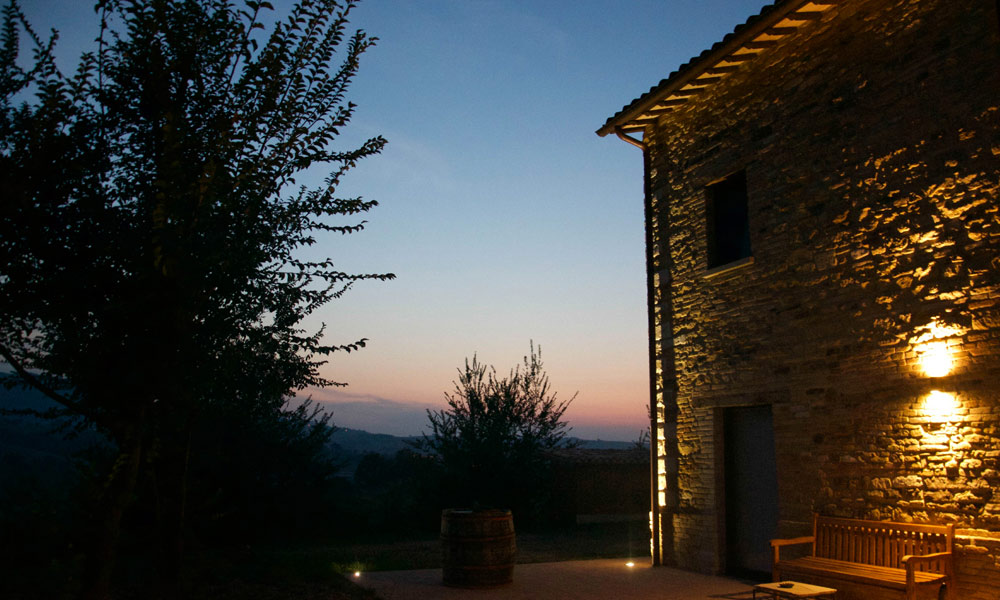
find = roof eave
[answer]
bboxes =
[596,0,832,138]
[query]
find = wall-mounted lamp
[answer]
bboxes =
[918,341,952,377]
[911,320,964,378]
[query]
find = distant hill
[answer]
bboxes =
[328,427,418,456]
[0,384,61,412]
[570,438,637,450]
[0,385,103,486]
[323,428,641,476]
[326,428,637,457]
[325,427,417,474]
[0,386,642,478]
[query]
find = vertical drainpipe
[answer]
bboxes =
[614,127,661,566]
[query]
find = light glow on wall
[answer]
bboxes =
[922,390,960,422]
[918,341,953,378]
[917,390,965,479]
[652,400,666,562]
[911,320,965,378]
[657,465,667,508]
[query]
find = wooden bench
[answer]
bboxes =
[771,514,954,600]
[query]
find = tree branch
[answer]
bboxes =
[0,341,92,420]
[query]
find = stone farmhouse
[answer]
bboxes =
[598,0,1000,597]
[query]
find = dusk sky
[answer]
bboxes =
[21,0,770,440]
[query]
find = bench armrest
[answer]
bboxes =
[902,551,952,566]
[902,552,953,588]
[771,536,815,578]
[771,536,815,548]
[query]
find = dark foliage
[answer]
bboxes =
[0,0,388,596]
[415,343,576,526]
[148,399,344,544]
[350,449,444,535]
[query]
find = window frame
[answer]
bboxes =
[704,169,753,272]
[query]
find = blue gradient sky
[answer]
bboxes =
[20,0,769,440]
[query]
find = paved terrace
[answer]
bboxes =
[361,558,759,600]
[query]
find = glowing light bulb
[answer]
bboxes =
[918,341,952,377]
[911,320,963,378]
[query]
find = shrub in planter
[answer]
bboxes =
[415,343,575,586]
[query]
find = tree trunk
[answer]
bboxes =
[80,427,144,600]
[153,430,192,599]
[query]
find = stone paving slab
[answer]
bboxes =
[359,558,759,600]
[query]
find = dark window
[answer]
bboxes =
[706,170,751,268]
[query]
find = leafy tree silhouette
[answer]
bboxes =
[417,343,576,525]
[0,0,389,596]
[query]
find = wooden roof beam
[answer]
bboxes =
[704,65,742,74]
[669,88,705,97]
[741,40,780,50]
[652,99,689,109]
[718,53,757,64]
[619,122,650,133]
[788,10,825,20]
[597,0,841,137]
[764,26,801,35]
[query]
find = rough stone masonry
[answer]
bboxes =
[636,0,1000,597]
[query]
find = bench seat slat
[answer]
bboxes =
[773,516,954,600]
[779,556,946,589]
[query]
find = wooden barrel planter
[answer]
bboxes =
[440,508,516,588]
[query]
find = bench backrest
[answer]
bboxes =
[812,514,954,571]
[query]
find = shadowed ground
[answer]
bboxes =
[361,558,758,600]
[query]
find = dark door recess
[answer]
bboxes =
[724,404,779,580]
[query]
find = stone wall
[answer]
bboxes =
[644,0,1000,596]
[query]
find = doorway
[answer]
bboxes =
[723,404,779,580]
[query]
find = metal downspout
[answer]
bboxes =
[614,127,661,566]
